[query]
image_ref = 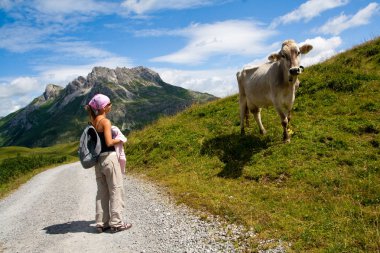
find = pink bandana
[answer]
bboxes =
[88,94,110,110]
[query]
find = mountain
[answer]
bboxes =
[0,66,216,147]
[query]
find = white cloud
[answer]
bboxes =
[53,41,114,59]
[271,0,348,27]
[1,0,116,26]
[316,2,380,35]
[33,0,116,14]
[155,67,238,98]
[0,0,122,54]
[0,77,41,98]
[299,36,342,66]
[0,0,13,10]
[0,23,123,63]
[0,24,58,52]
[0,76,49,116]
[0,96,32,116]
[121,0,217,14]
[150,20,277,65]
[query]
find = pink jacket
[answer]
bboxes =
[111,126,127,174]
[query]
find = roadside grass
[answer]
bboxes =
[0,142,78,198]
[125,38,380,252]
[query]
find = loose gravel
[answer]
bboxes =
[0,162,286,253]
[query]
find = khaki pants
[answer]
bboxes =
[95,152,125,227]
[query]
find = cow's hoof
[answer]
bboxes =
[283,139,291,144]
[260,129,267,135]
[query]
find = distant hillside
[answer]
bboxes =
[125,37,380,251]
[0,66,216,147]
[0,143,78,198]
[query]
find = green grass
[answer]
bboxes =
[0,142,78,198]
[125,38,380,252]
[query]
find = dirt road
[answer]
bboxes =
[0,162,254,253]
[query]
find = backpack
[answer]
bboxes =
[78,124,101,169]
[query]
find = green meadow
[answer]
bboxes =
[125,38,380,251]
[0,143,78,198]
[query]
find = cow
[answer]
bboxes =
[237,40,313,143]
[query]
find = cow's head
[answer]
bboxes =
[268,40,313,82]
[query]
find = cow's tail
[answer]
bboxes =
[236,71,244,96]
[236,71,249,131]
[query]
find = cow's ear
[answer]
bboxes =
[300,44,313,54]
[268,53,281,62]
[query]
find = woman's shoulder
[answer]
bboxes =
[99,117,111,128]
[94,117,111,131]
[101,117,111,124]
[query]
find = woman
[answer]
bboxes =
[86,93,132,233]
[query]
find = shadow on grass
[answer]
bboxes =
[43,220,96,234]
[200,133,270,178]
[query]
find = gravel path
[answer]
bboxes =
[0,162,275,253]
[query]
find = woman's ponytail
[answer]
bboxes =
[85,105,97,121]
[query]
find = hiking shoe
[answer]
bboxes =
[110,223,132,233]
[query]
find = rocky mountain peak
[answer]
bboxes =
[129,66,163,83]
[87,66,163,86]
[43,84,63,100]
[87,67,118,84]
[66,76,88,94]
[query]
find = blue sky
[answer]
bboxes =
[0,0,379,116]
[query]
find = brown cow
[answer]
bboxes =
[237,40,313,142]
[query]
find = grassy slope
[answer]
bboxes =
[125,38,380,252]
[0,142,78,198]
[0,142,78,161]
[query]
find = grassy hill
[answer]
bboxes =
[125,38,380,252]
[0,143,78,198]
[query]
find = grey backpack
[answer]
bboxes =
[78,124,101,169]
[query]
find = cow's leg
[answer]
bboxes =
[276,110,290,143]
[288,111,292,124]
[282,118,290,143]
[240,99,247,135]
[252,107,266,135]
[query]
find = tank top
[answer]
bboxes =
[98,132,116,153]
[94,118,115,153]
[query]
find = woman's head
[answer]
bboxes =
[86,94,112,118]
[89,94,111,110]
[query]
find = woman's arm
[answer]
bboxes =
[102,119,121,147]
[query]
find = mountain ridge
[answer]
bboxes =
[0,66,217,147]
